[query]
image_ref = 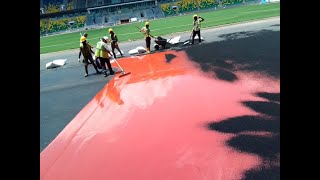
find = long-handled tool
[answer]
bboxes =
[135,25,155,38]
[113,58,131,78]
[134,25,141,30]
[183,29,194,46]
[189,28,194,40]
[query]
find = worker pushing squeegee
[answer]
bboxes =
[79,32,130,78]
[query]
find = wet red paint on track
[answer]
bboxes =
[41,50,279,180]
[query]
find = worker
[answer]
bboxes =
[108,28,124,59]
[79,38,101,77]
[78,33,93,62]
[79,33,88,48]
[192,14,204,44]
[140,21,154,53]
[95,36,115,77]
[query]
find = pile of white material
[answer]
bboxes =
[194,36,204,40]
[46,59,67,69]
[128,46,146,55]
[167,36,181,44]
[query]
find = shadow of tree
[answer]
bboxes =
[183,29,280,82]
[244,101,280,117]
[227,134,280,160]
[180,29,280,179]
[244,166,280,180]
[256,92,280,102]
[212,67,238,82]
[208,115,279,134]
[207,92,280,180]
[165,53,176,63]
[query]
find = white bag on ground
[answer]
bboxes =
[167,36,181,44]
[128,49,139,55]
[46,59,67,69]
[194,36,204,40]
[136,46,146,53]
[128,46,146,55]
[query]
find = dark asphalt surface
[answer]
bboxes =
[40,66,114,151]
[40,17,279,169]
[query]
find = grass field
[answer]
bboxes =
[40,2,279,54]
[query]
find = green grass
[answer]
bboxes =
[40,2,279,54]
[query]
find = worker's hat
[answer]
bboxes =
[193,14,198,18]
[80,36,86,42]
[103,36,109,41]
[108,28,113,33]
[145,21,150,26]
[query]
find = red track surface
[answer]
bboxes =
[40,50,279,180]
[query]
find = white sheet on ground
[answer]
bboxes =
[167,36,181,44]
[136,46,146,53]
[128,49,139,55]
[46,59,67,69]
[194,36,204,40]
[128,46,146,55]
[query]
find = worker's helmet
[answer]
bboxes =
[103,36,109,41]
[80,36,86,42]
[145,21,150,26]
[193,14,198,18]
[108,28,113,33]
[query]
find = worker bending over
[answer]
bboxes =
[95,36,115,77]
